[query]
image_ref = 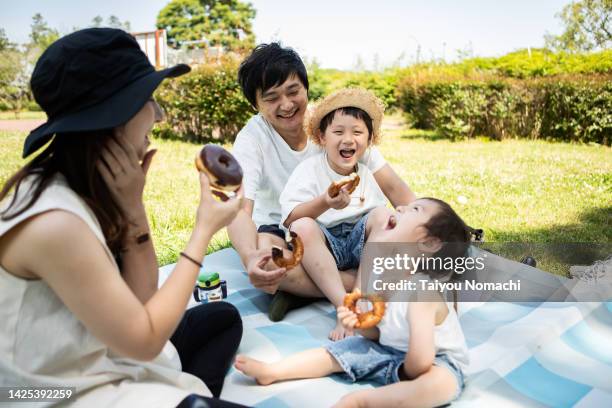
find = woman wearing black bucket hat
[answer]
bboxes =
[0,28,249,407]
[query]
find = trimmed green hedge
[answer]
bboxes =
[153,59,255,143]
[398,75,612,144]
[444,49,612,79]
[149,50,610,145]
[308,65,401,109]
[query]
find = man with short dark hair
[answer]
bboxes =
[229,43,416,321]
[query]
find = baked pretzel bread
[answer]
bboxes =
[271,231,304,269]
[343,288,386,329]
[328,173,360,198]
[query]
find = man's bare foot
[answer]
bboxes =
[234,354,277,385]
[328,319,354,341]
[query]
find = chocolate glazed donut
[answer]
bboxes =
[195,144,243,200]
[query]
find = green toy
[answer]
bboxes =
[193,271,227,303]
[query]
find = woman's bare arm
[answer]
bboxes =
[17,210,209,360]
[14,175,243,361]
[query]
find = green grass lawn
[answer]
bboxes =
[1,116,610,274]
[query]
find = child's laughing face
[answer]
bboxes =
[320,111,370,175]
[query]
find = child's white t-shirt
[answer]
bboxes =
[232,114,386,227]
[279,153,388,228]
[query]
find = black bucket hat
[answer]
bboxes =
[23,27,190,158]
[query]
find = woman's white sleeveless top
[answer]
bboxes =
[0,174,210,407]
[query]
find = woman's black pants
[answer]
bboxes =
[171,301,243,399]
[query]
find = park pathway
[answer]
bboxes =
[0,119,45,132]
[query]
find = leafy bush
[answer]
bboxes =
[0,48,32,112]
[398,74,612,144]
[539,78,612,143]
[154,58,255,143]
[397,49,612,80]
[26,100,42,111]
[308,66,401,110]
[307,62,331,102]
[340,70,400,109]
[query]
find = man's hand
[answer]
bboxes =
[246,249,287,294]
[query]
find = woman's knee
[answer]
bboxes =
[214,302,242,329]
[191,302,243,334]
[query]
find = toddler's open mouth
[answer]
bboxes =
[385,215,397,230]
[339,149,356,159]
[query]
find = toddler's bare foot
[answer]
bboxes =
[234,354,277,385]
[329,319,354,341]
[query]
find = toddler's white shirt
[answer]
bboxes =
[280,153,388,228]
[232,114,386,227]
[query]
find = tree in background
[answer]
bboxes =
[89,15,132,31]
[545,0,612,51]
[0,28,12,51]
[156,0,256,51]
[91,15,104,27]
[0,28,30,114]
[0,14,63,113]
[29,13,60,52]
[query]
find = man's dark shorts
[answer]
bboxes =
[257,224,286,240]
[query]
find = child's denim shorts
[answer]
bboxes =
[325,336,465,401]
[320,213,369,271]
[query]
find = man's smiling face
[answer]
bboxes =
[255,73,308,137]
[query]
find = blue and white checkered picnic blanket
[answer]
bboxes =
[159,248,612,407]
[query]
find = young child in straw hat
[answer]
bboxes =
[278,88,408,340]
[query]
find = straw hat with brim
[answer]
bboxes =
[306,88,385,145]
[23,27,191,158]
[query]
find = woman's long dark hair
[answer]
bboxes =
[0,131,129,258]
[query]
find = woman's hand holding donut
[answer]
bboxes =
[194,173,244,237]
[97,136,156,221]
[324,186,351,210]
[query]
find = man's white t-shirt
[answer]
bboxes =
[280,153,388,228]
[232,114,386,227]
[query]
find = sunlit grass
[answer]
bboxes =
[1,115,610,272]
[381,116,611,244]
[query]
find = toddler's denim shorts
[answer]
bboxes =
[325,336,465,401]
[320,213,369,271]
